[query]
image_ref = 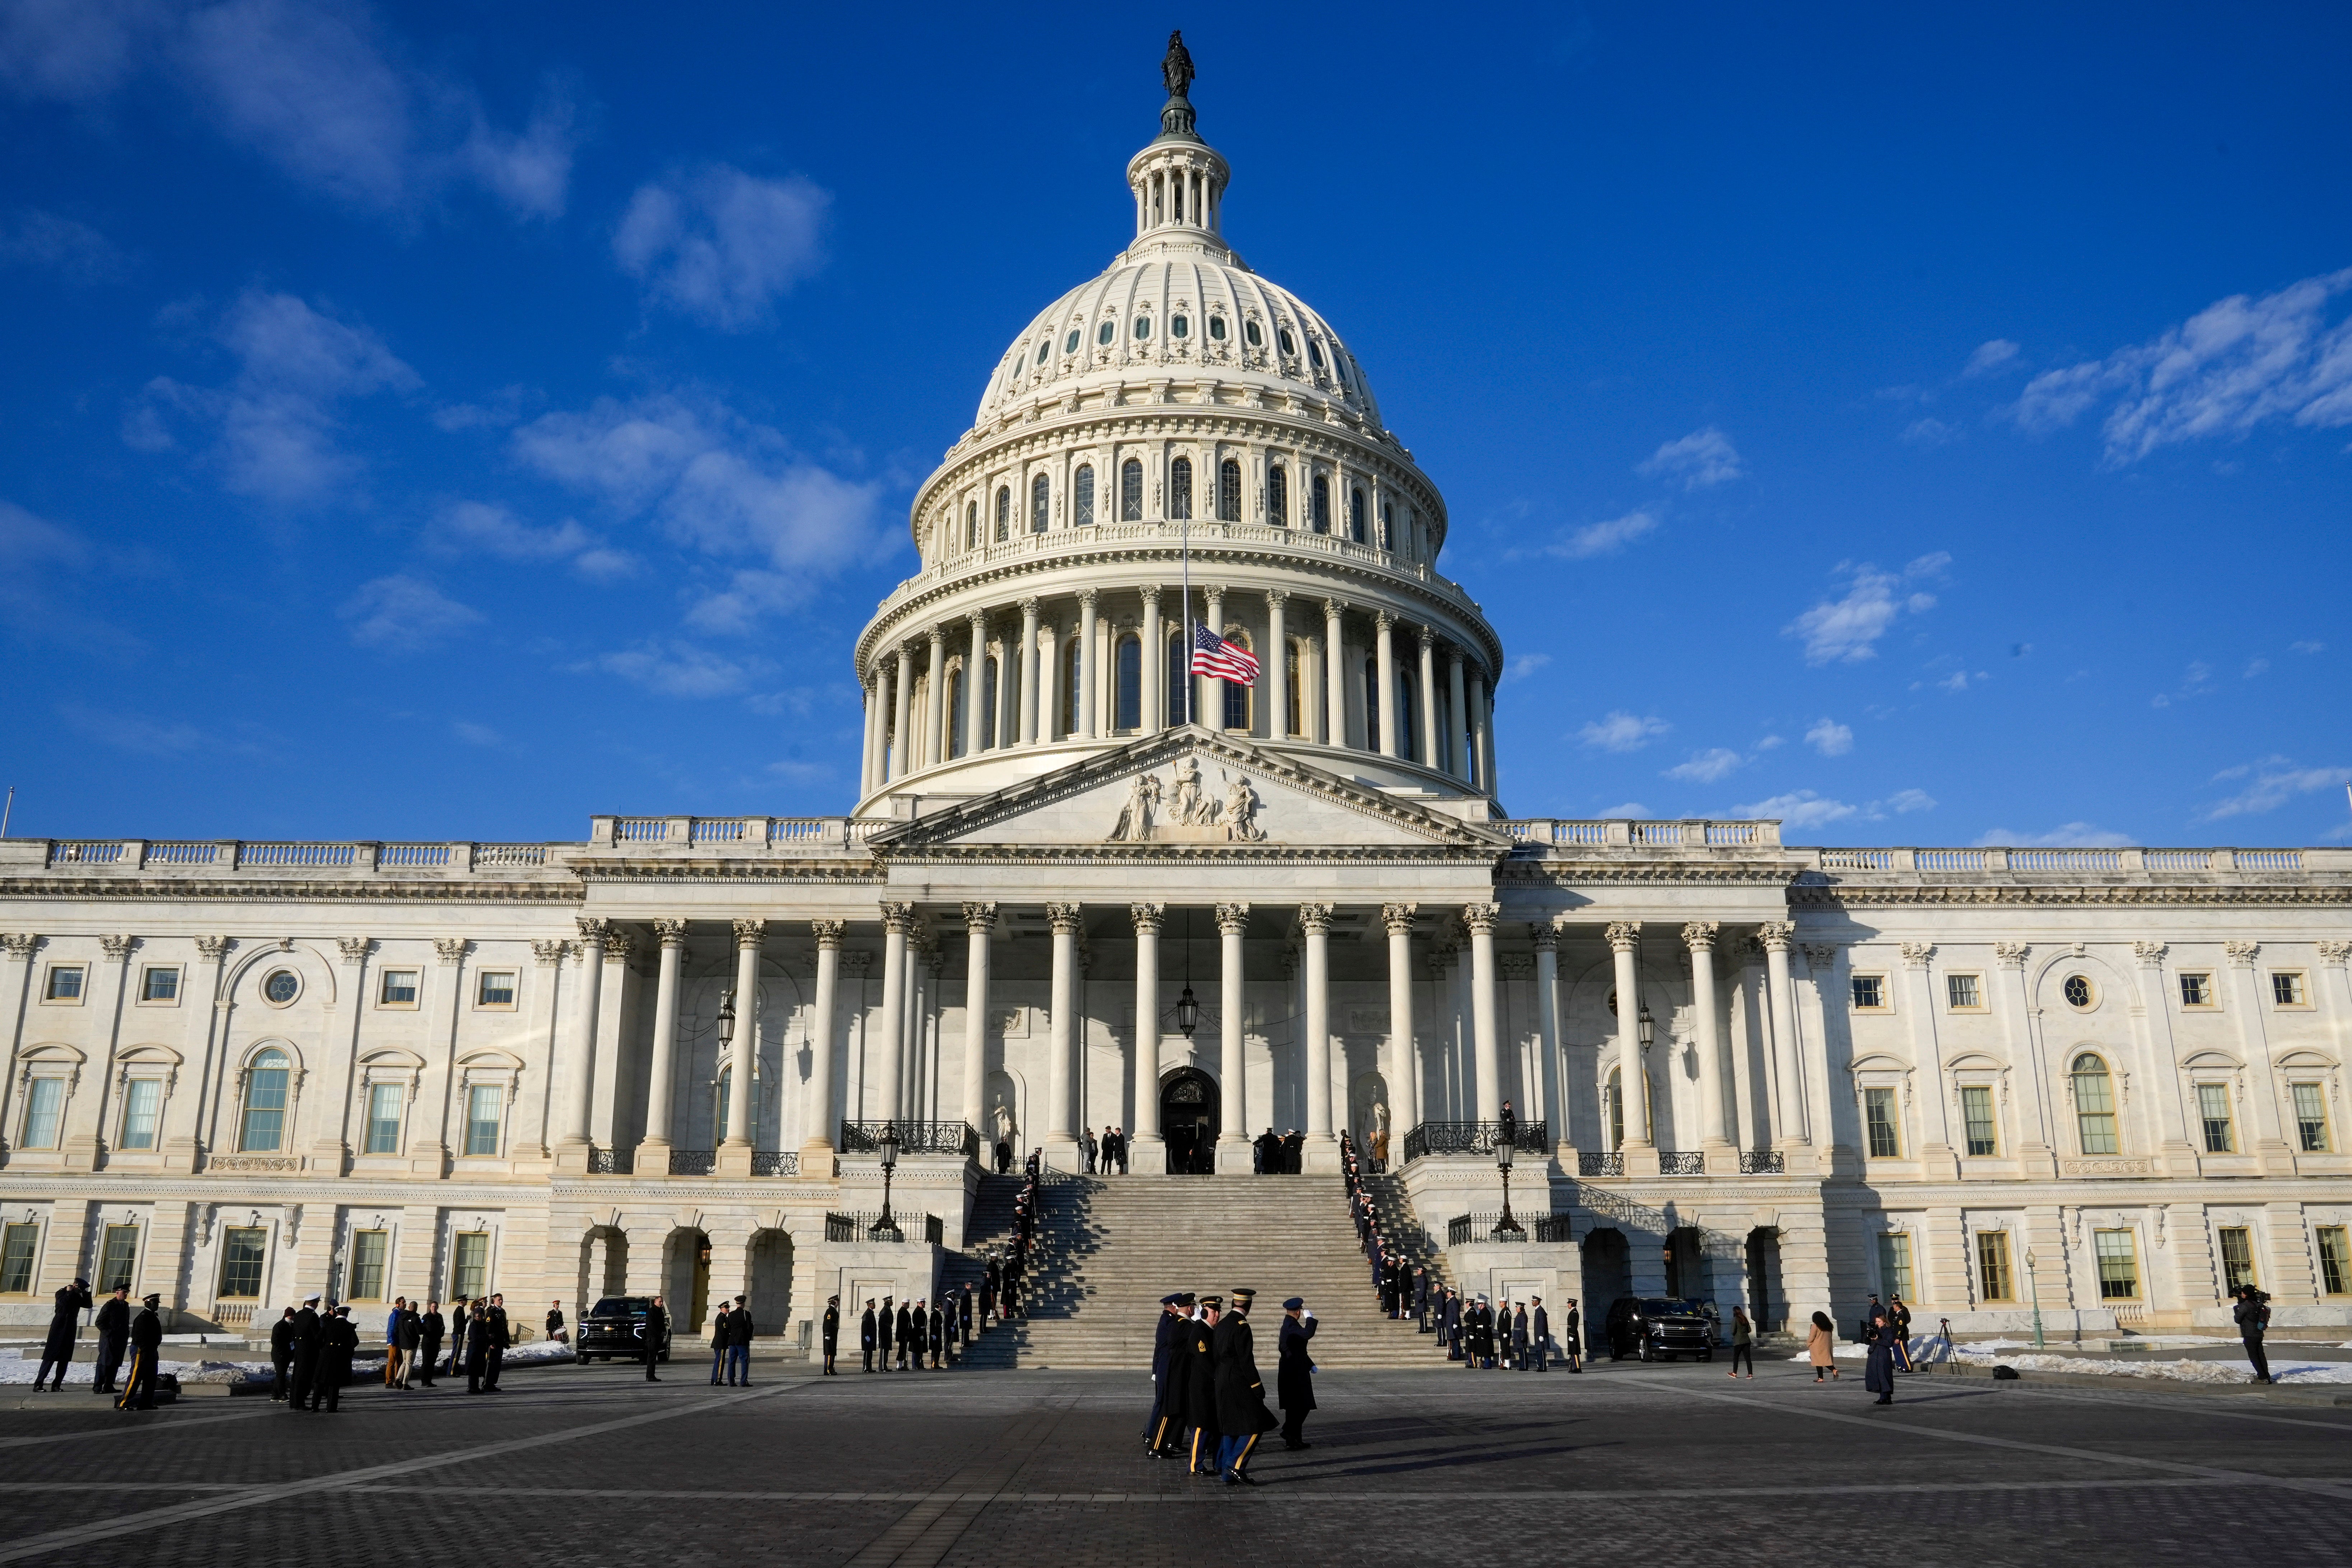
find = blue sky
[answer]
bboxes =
[2,1,2348,848]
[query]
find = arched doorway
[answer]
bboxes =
[664,1229,711,1334]
[748,1230,792,1339]
[1349,1071,1391,1168]
[1664,1226,1704,1301]
[578,1226,627,1311]
[1581,1227,1630,1356]
[1746,1227,1784,1332]
[1159,1067,1219,1174]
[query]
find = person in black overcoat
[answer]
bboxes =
[877,1296,894,1368]
[822,1296,841,1375]
[959,1285,974,1346]
[269,1306,297,1400]
[1562,1298,1583,1372]
[447,1297,470,1376]
[1276,1297,1317,1449]
[33,1277,92,1391]
[1182,1298,1222,1474]
[641,1296,667,1382]
[287,1296,323,1409]
[116,1293,164,1410]
[416,1300,444,1386]
[1145,1293,1187,1455]
[311,1305,359,1410]
[860,1300,877,1372]
[92,1286,131,1394]
[483,1294,510,1390]
[895,1301,914,1370]
[1212,1290,1278,1484]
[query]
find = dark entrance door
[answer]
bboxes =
[1159,1068,1219,1174]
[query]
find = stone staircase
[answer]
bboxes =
[954,1173,1448,1369]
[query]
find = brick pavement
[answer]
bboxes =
[0,1359,2345,1566]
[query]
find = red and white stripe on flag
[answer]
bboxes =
[1190,622,1260,684]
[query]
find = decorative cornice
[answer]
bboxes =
[1791,883,2352,909]
[1,877,583,904]
[1497,862,1800,888]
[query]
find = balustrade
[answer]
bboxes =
[1401,1120,1549,1161]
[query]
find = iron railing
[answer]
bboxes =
[1446,1213,1574,1246]
[823,1211,943,1245]
[587,1148,627,1175]
[1658,1151,1706,1175]
[752,1151,799,1177]
[1402,1120,1550,1161]
[668,1149,716,1175]
[1578,1152,1624,1177]
[1738,1149,1785,1175]
[840,1121,976,1157]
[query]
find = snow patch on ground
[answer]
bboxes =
[1826,1334,2352,1385]
[5,1339,575,1387]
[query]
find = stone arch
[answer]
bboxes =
[662,1226,712,1335]
[984,1068,1026,1165]
[747,1229,793,1336]
[578,1224,628,1308]
[1348,1069,1390,1163]
[1579,1226,1631,1351]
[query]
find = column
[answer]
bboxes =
[960,903,995,1143]
[1044,903,1082,1163]
[1304,634,1326,744]
[1685,922,1731,1168]
[1373,611,1399,756]
[1470,669,1493,791]
[716,919,763,1177]
[875,903,913,1129]
[1322,599,1347,749]
[1265,589,1289,740]
[1215,902,1251,1171]
[2130,941,2194,1173]
[1384,903,1419,1148]
[962,610,986,757]
[1446,652,1468,779]
[1532,920,1564,1156]
[1040,619,1062,741]
[1465,904,1502,1122]
[1205,586,1230,732]
[860,675,880,794]
[1900,942,1958,1179]
[1416,627,1439,767]
[638,919,687,1173]
[1018,598,1042,745]
[1077,591,1100,738]
[1140,586,1164,734]
[555,916,607,1171]
[891,643,915,781]
[1607,921,1650,1149]
[803,920,844,1172]
[922,628,946,768]
[1300,904,1337,1170]
[1994,941,2055,1175]
[1130,904,1165,1162]
[2225,941,2293,1172]
[1758,921,1810,1148]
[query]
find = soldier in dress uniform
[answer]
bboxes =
[417,1300,445,1387]
[1183,1296,1222,1474]
[821,1295,841,1375]
[287,1294,323,1410]
[92,1285,132,1395]
[1562,1298,1583,1373]
[877,1295,894,1368]
[1277,1297,1317,1450]
[314,1304,359,1411]
[116,1294,164,1410]
[894,1299,914,1370]
[269,1306,297,1400]
[1145,1293,1187,1456]
[1212,1288,1278,1485]
[860,1299,878,1372]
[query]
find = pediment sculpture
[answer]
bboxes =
[1106,756,1265,844]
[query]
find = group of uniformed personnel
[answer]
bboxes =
[27,1277,163,1408]
[1144,1287,1286,1485]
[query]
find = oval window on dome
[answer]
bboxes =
[1064,329,1081,355]
[1170,314,1189,339]
[1208,316,1226,341]
[1307,339,1325,368]
[1277,328,1296,356]
[1133,316,1152,341]
[1244,320,1262,347]
[1036,340,1051,366]
[1098,320,1116,346]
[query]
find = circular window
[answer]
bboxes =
[1208,316,1226,341]
[1307,340,1325,367]
[263,969,300,1006]
[1170,314,1189,339]
[1064,329,1081,355]
[1277,328,1296,356]
[1097,320,1115,346]
[2063,974,2096,1009]
[1243,320,1263,347]
[1133,316,1152,341]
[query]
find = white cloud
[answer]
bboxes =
[1502,652,1551,684]
[511,393,885,624]
[0,208,128,284]
[1577,711,1670,752]
[2200,757,2347,821]
[1592,801,1650,819]
[614,165,829,330]
[2009,266,2352,463]
[0,0,160,99]
[1754,734,1784,751]
[59,706,208,755]
[1885,788,1937,814]
[451,719,501,747]
[1543,509,1657,560]
[1963,339,2020,377]
[428,499,631,579]
[1637,426,1743,490]
[1936,671,1972,692]
[1665,747,1745,783]
[1973,823,2134,848]
[1733,790,1857,829]
[2291,639,2325,654]
[339,574,481,652]
[2244,657,2269,679]
[2150,659,2217,708]
[1804,717,1853,757]
[593,640,759,698]
[1900,417,1959,447]
[1784,553,1947,665]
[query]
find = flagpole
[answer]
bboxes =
[1181,497,1193,728]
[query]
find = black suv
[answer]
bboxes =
[575,1297,672,1364]
[1604,1297,1717,1362]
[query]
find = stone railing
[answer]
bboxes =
[1501,819,1781,850]
[824,1211,944,1245]
[1810,846,2332,874]
[31,840,560,875]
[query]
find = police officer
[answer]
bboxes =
[860,1298,878,1372]
[822,1295,841,1375]
[116,1294,164,1410]
[482,1294,511,1391]
[314,1304,359,1411]
[92,1285,132,1395]
[287,1294,323,1410]
[32,1277,91,1391]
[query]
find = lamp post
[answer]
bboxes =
[1491,1130,1525,1242]
[1175,984,1199,1039]
[871,1121,904,1244]
[2023,1248,2045,1352]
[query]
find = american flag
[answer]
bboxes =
[1191,621,1260,684]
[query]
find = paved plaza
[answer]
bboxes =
[1,1358,2347,1566]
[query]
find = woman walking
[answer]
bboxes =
[1726,1307,1755,1378]
[1806,1310,1839,1382]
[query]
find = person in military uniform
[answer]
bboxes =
[92,1285,132,1395]
[269,1306,297,1400]
[1276,1297,1317,1449]
[1145,1293,1186,1456]
[313,1304,359,1411]
[33,1276,92,1391]
[482,1294,510,1391]
[287,1294,323,1410]
[895,1299,914,1370]
[1212,1288,1278,1485]
[417,1299,445,1386]
[116,1293,164,1410]
[1562,1298,1583,1373]
[822,1295,841,1374]
[877,1295,894,1368]
[860,1299,877,1372]
[1183,1296,1222,1474]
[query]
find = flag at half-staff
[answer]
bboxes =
[1191,621,1260,684]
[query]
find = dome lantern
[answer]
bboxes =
[1127,31,1231,255]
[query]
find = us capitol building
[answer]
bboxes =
[5,53,2348,1352]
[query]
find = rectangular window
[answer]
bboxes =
[1975,1231,2014,1301]
[2292,1083,2331,1152]
[20,1077,65,1149]
[2178,971,2212,1007]
[218,1227,267,1298]
[379,969,420,1007]
[43,965,84,1002]
[346,1229,388,1301]
[99,1224,140,1293]
[463,1084,502,1157]
[2093,1229,2139,1300]
[118,1078,162,1150]
[451,1232,489,1301]
[1864,1087,1901,1158]
[1850,974,1885,1010]
[1946,973,1982,1009]
[364,1082,404,1155]
[2198,1083,2235,1153]
[1876,1232,1915,1301]
[1961,1086,1998,1157]
[2216,1227,2257,1295]
[476,971,516,1008]
[1,1223,39,1294]
[2318,1227,2351,1297]
[140,966,179,1003]
[2270,972,2306,1007]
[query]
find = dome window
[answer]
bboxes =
[1065,329,1081,355]
[1036,341,1050,366]
[1120,458,1144,521]
[1244,320,1263,347]
[1208,316,1227,341]
[1308,340,1326,368]
[1310,474,1331,534]
[1170,315,1190,339]
[1098,321,1116,346]
[1031,473,1050,532]
[1134,316,1152,341]
[1277,328,1296,356]
[1217,459,1241,522]
[1168,456,1194,521]
[1266,463,1288,526]
[994,486,1011,543]
[1349,487,1367,542]
[965,500,979,550]
[1074,465,1096,526]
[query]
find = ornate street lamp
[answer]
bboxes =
[1491,1129,1525,1242]
[2024,1248,2044,1352]
[1637,1004,1655,1049]
[1174,983,1200,1039]
[871,1121,905,1244]
[716,989,736,1047]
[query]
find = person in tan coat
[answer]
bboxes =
[1806,1310,1840,1382]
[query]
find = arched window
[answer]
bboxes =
[1349,486,1367,542]
[241,1048,291,1152]
[994,486,1011,542]
[1074,465,1095,526]
[1606,1067,1625,1152]
[1266,463,1288,526]
[965,500,978,550]
[1030,473,1049,533]
[1168,456,1193,521]
[981,656,999,750]
[1217,458,1241,522]
[1166,627,1189,726]
[946,667,966,757]
[1121,458,1143,521]
[1115,635,1142,730]
[1310,475,1331,533]
[2071,1053,2118,1154]
[1223,629,1252,730]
